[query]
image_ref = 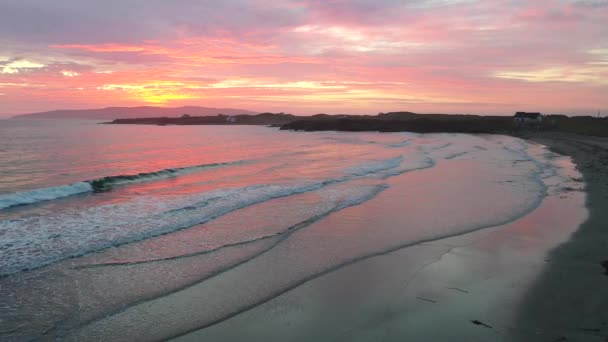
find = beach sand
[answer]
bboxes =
[140,133,595,342]
[173,133,607,342]
[512,132,608,341]
[1,132,605,341]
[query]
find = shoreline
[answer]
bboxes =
[100,111,608,138]
[0,130,604,341]
[173,132,606,341]
[512,132,608,341]
[170,132,592,342]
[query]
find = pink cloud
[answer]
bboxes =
[0,0,606,115]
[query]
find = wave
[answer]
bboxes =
[75,184,388,269]
[0,152,408,212]
[344,156,403,176]
[388,140,410,148]
[0,182,93,210]
[87,160,246,192]
[444,151,468,159]
[62,184,389,337]
[0,156,413,276]
[69,155,556,341]
[166,192,550,342]
[377,157,435,179]
[0,160,245,210]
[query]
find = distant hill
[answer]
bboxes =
[12,106,258,119]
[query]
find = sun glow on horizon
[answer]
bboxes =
[0,0,606,115]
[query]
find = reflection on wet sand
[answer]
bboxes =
[512,135,608,342]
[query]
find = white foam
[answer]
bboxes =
[0,160,246,210]
[0,182,93,210]
[388,140,411,148]
[0,132,572,278]
[344,156,403,176]
[0,178,388,275]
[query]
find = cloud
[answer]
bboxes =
[61,71,79,77]
[1,59,45,74]
[495,66,608,84]
[0,0,606,114]
[569,0,608,8]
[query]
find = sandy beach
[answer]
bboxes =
[173,132,608,342]
[1,130,605,341]
[2,0,606,340]
[512,133,608,341]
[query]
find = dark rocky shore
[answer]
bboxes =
[280,112,608,137]
[104,112,296,126]
[281,113,513,133]
[509,133,608,341]
[106,111,608,137]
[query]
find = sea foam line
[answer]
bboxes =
[52,136,565,340]
[61,184,389,338]
[74,138,561,340]
[0,160,246,210]
[0,182,93,210]
[72,163,552,342]
[75,184,389,269]
[0,156,412,276]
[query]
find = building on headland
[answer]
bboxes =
[513,112,543,125]
[225,116,237,123]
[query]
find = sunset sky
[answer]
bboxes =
[0,0,606,116]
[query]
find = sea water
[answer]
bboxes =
[0,119,582,340]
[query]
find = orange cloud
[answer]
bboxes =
[52,39,323,66]
[52,44,152,53]
[1,0,606,115]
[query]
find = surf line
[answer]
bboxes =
[0,160,249,210]
[58,185,389,339]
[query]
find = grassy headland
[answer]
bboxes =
[105,112,295,126]
[280,112,608,137]
[105,111,608,137]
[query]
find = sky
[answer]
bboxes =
[0,0,607,116]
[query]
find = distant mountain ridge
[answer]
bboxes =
[12,106,258,119]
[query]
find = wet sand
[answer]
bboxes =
[1,132,603,341]
[511,132,608,341]
[173,133,602,342]
[175,192,588,341]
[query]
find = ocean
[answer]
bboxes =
[0,119,583,340]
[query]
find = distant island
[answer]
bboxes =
[104,111,608,137]
[11,106,257,120]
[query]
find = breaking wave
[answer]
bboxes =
[0,156,412,275]
[0,160,246,210]
[0,182,93,210]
